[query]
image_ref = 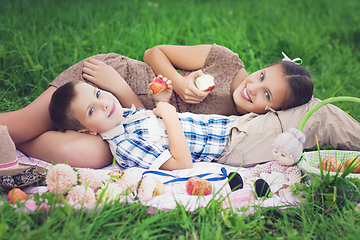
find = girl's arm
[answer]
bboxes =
[143,45,212,104]
[82,58,144,109]
[152,102,193,170]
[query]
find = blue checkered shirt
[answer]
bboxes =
[100,106,234,169]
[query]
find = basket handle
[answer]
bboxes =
[298,96,360,132]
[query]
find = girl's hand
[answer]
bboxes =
[149,75,173,103]
[83,57,145,109]
[152,102,176,119]
[173,70,209,104]
[82,58,125,92]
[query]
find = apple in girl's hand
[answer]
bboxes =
[321,156,344,172]
[7,188,28,204]
[195,75,215,92]
[344,157,360,173]
[186,177,212,196]
[149,77,167,94]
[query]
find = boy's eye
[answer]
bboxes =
[89,108,94,116]
[260,72,264,81]
[265,92,270,100]
[96,90,100,98]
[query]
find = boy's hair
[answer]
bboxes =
[268,61,314,110]
[49,80,86,132]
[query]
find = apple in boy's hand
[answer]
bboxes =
[186,177,212,196]
[195,75,215,92]
[149,77,167,94]
[344,157,360,173]
[7,188,28,204]
[321,156,344,172]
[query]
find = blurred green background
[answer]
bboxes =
[1,0,359,119]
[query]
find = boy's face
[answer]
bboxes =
[71,82,125,134]
[233,65,289,114]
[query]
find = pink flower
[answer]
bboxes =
[116,168,143,193]
[137,176,164,202]
[66,185,96,209]
[46,164,77,194]
[78,168,109,190]
[23,199,50,213]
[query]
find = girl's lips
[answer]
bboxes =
[241,86,252,103]
[108,103,115,117]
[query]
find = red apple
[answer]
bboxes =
[7,188,28,204]
[186,177,212,196]
[195,75,215,92]
[149,77,167,94]
[321,156,344,172]
[344,157,360,173]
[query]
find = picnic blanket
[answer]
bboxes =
[2,151,301,215]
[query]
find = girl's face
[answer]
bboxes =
[233,65,289,114]
[71,82,125,134]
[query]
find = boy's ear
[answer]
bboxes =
[77,129,98,135]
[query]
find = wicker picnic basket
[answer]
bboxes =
[297,97,360,180]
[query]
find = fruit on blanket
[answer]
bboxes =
[7,188,28,204]
[186,177,212,196]
[321,156,344,172]
[110,170,125,178]
[344,157,360,173]
[149,77,167,94]
[195,75,215,92]
[153,178,165,196]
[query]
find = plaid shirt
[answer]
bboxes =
[100,106,234,169]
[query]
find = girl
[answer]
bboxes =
[143,44,313,115]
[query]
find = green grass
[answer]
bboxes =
[1,0,360,239]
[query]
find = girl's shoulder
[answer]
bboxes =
[205,44,244,68]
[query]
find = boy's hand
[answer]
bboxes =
[152,102,176,118]
[82,58,125,92]
[149,75,173,103]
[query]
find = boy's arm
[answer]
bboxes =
[152,102,193,170]
[82,58,144,109]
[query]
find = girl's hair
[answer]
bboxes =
[274,128,305,163]
[49,80,86,132]
[267,61,314,110]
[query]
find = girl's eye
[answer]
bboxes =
[260,72,264,81]
[265,92,270,100]
[281,153,286,157]
[89,108,94,116]
[96,90,100,98]
[274,149,278,154]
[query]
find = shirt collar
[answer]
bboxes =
[100,104,148,140]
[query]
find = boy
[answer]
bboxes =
[49,77,234,170]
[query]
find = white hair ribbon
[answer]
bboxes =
[265,106,276,113]
[281,52,303,65]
